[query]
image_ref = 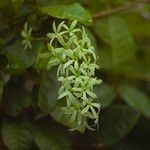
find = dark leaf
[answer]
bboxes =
[119,84,150,118]
[34,123,72,150]
[94,83,116,108]
[86,104,140,145]
[1,119,33,150]
[37,68,58,113]
[2,39,43,69]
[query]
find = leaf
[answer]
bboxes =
[0,80,4,102]
[3,94,32,117]
[1,119,33,150]
[0,21,15,48]
[0,0,14,16]
[123,12,150,38]
[119,84,150,118]
[12,0,23,12]
[94,83,116,108]
[3,76,32,116]
[112,118,150,150]
[40,3,92,24]
[112,141,142,150]
[38,68,58,113]
[0,72,10,102]
[0,86,3,102]
[123,43,150,81]
[86,104,140,145]
[2,39,43,69]
[94,16,136,73]
[34,123,72,150]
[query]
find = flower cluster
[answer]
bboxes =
[21,23,33,50]
[47,20,102,131]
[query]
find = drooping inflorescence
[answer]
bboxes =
[47,20,102,131]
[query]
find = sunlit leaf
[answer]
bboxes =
[40,3,92,24]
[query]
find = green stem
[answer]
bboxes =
[33,37,47,41]
[38,53,51,59]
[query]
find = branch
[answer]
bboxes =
[92,0,150,19]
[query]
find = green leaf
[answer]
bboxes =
[94,83,116,108]
[112,118,150,150]
[124,43,150,81]
[3,76,32,116]
[38,68,58,113]
[123,12,150,38]
[112,141,142,150]
[94,16,136,73]
[2,39,43,69]
[0,21,15,48]
[0,72,10,102]
[0,0,14,16]
[1,119,33,150]
[0,81,4,102]
[119,84,150,118]
[34,124,72,150]
[12,0,23,12]
[3,93,32,117]
[40,3,92,24]
[87,104,140,145]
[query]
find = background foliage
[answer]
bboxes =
[0,0,150,149]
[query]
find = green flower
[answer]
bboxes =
[21,23,33,50]
[47,20,102,131]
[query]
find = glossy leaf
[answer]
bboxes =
[40,3,92,24]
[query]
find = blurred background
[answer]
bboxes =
[0,0,150,150]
